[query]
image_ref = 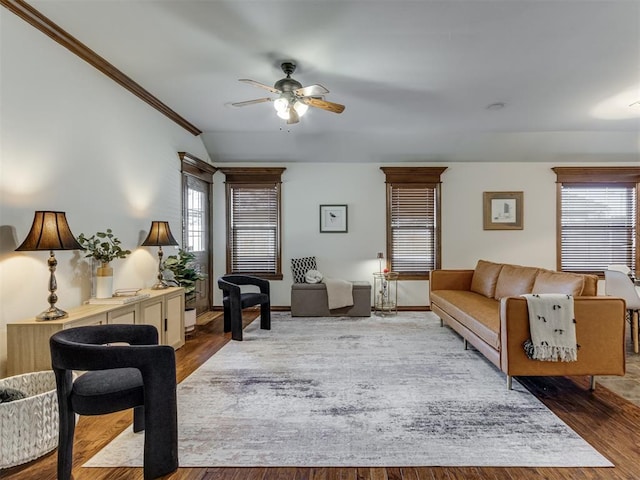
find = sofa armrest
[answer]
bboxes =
[500,296,626,376]
[429,269,474,292]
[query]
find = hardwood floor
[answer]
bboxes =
[4,311,640,480]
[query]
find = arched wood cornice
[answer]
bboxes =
[380,166,448,184]
[552,166,640,183]
[219,167,287,184]
[1,0,202,136]
[178,152,217,183]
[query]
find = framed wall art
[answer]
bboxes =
[319,204,348,233]
[483,191,523,230]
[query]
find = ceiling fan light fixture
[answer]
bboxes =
[293,100,309,117]
[273,97,289,113]
[234,61,345,121]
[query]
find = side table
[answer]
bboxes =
[373,272,398,315]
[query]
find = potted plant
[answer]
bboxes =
[163,248,206,333]
[77,229,131,298]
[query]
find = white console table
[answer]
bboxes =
[6,287,184,376]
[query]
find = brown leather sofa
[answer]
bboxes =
[429,260,626,389]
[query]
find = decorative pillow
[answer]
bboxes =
[470,260,503,298]
[494,264,539,299]
[305,269,323,284]
[0,387,27,403]
[291,256,317,283]
[532,270,585,296]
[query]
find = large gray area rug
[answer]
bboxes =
[86,312,612,468]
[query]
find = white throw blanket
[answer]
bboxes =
[322,277,354,310]
[522,293,577,362]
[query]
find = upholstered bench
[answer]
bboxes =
[291,281,371,317]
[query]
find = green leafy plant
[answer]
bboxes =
[164,248,206,304]
[77,229,131,264]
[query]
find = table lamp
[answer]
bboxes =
[15,211,84,320]
[141,221,179,289]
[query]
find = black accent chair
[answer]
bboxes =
[49,324,178,480]
[217,274,271,341]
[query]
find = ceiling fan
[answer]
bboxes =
[232,62,345,124]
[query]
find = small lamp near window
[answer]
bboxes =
[141,221,179,289]
[377,252,384,273]
[15,211,84,320]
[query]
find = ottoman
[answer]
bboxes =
[291,281,371,317]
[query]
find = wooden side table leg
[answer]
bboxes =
[633,310,639,354]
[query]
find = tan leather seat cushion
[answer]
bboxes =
[470,259,503,298]
[430,290,500,350]
[494,264,539,299]
[532,270,585,296]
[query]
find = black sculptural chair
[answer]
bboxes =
[218,274,271,341]
[49,324,178,480]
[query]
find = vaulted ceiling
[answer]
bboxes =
[16,1,640,163]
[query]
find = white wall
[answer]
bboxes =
[0,11,210,376]
[211,160,627,310]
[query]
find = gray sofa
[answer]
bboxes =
[291,281,371,317]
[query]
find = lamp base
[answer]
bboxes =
[37,306,68,321]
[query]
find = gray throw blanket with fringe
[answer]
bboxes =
[522,293,577,362]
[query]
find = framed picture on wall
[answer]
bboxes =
[483,191,523,230]
[319,205,348,233]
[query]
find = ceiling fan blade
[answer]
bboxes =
[301,97,345,114]
[287,106,300,124]
[231,97,273,107]
[239,79,281,94]
[295,84,329,97]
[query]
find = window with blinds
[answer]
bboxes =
[221,167,285,279]
[389,186,436,275]
[553,167,640,276]
[229,185,279,274]
[560,184,637,273]
[381,167,446,280]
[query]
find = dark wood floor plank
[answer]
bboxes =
[5,311,640,480]
[387,467,403,480]
[398,467,421,480]
[327,467,358,480]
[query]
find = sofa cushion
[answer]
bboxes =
[430,290,501,350]
[470,260,503,298]
[532,270,585,296]
[494,264,539,299]
[581,274,599,296]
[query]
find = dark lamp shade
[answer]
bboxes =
[141,221,179,247]
[16,211,83,251]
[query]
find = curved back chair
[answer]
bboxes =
[605,269,640,353]
[49,324,178,480]
[217,274,271,341]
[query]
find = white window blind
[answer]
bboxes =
[560,184,637,273]
[389,185,437,275]
[229,185,279,274]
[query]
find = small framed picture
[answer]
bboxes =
[319,205,348,233]
[483,192,523,230]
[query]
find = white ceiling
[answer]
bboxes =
[28,0,640,163]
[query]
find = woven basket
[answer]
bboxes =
[0,371,58,469]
